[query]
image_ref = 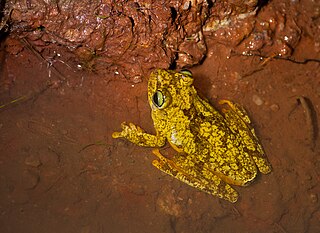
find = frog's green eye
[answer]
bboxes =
[152,91,165,108]
[180,69,193,86]
[180,69,192,77]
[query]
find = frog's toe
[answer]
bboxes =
[218,99,233,106]
[112,122,131,138]
[120,122,138,134]
[112,131,122,138]
[256,160,272,174]
[125,122,143,133]
[218,100,234,113]
[219,99,240,112]
[128,122,136,129]
[221,184,239,203]
[120,122,129,129]
[259,165,272,174]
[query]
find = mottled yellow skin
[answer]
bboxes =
[112,69,272,202]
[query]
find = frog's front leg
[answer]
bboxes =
[112,122,166,147]
[152,149,239,203]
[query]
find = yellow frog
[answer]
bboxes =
[112,69,271,202]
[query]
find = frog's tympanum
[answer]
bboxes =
[112,69,272,202]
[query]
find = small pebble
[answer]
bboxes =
[22,170,40,190]
[131,186,145,195]
[309,193,318,203]
[252,94,264,106]
[183,1,191,10]
[232,72,241,81]
[270,103,280,112]
[24,155,41,167]
[60,129,68,135]
[131,75,142,84]
[316,85,320,97]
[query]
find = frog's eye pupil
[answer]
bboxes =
[180,69,192,77]
[153,91,164,108]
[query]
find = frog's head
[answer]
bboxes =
[148,69,195,111]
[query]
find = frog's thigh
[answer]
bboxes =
[226,115,271,173]
[151,149,238,203]
[219,100,272,174]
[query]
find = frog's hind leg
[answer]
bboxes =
[219,100,272,174]
[151,149,239,203]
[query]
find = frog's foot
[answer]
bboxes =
[151,149,239,203]
[112,122,166,147]
[112,122,144,139]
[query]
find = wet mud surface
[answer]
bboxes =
[1,0,320,233]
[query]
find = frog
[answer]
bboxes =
[112,69,272,203]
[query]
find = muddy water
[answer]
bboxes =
[1,0,320,233]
